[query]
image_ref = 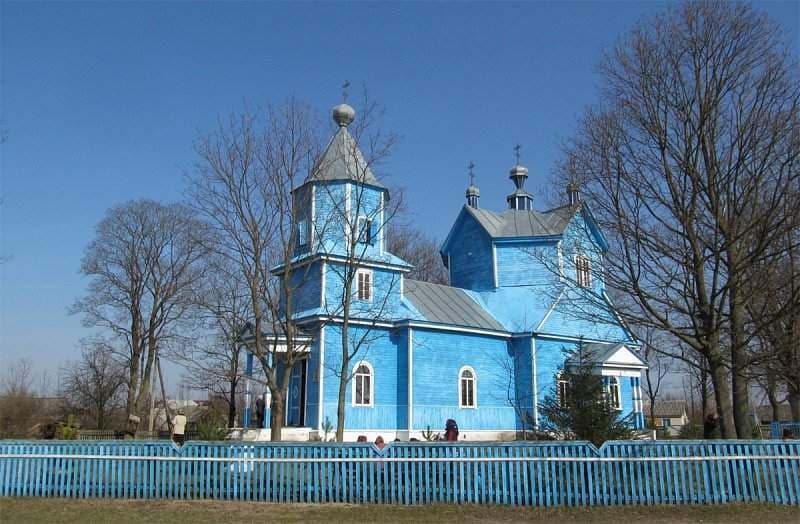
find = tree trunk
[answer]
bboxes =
[728,279,753,438]
[270,390,284,441]
[788,388,800,422]
[227,379,237,428]
[336,366,348,442]
[336,320,350,442]
[707,351,735,438]
[699,366,709,424]
[126,354,140,418]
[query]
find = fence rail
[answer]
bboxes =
[771,422,800,439]
[1,440,798,506]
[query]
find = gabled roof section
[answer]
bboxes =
[442,203,609,253]
[303,126,386,190]
[465,205,574,239]
[404,280,505,331]
[570,343,647,369]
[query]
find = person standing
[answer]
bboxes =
[172,409,187,446]
[444,419,459,441]
[255,396,264,429]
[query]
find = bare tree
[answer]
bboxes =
[746,225,800,421]
[188,99,322,440]
[388,225,448,284]
[0,359,38,438]
[71,200,209,422]
[554,1,799,438]
[640,328,671,429]
[177,256,251,428]
[60,342,126,429]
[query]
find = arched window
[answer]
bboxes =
[557,373,569,408]
[459,366,476,408]
[352,362,373,407]
[607,376,621,410]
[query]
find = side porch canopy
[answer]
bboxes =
[236,323,313,429]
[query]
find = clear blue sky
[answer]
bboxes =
[1,1,798,392]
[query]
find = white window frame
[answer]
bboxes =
[352,361,374,407]
[458,366,477,409]
[607,376,622,411]
[575,254,592,288]
[356,215,372,245]
[557,372,569,408]
[355,268,373,302]
[296,218,309,248]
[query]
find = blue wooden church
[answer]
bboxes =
[242,101,646,441]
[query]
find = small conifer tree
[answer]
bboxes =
[539,342,633,446]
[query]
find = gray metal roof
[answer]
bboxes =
[304,126,386,189]
[404,280,505,331]
[466,205,574,238]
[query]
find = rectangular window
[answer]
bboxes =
[662,418,671,427]
[606,377,621,410]
[357,216,373,244]
[296,218,309,249]
[558,376,569,408]
[356,269,372,301]
[575,255,591,287]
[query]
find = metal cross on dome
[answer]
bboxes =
[342,80,351,103]
[514,144,522,165]
[468,161,476,185]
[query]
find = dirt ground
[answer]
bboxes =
[1,498,799,523]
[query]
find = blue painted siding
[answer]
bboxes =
[532,337,570,414]
[495,241,560,288]
[305,329,322,430]
[511,336,534,429]
[470,286,552,332]
[313,181,349,256]
[411,328,517,432]
[561,212,606,294]
[445,212,495,291]
[322,262,404,320]
[538,287,630,341]
[282,261,322,318]
[320,324,406,430]
[312,181,386,259]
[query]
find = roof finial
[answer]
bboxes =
[466,161,480,208]
[514,144,521,165]
[332,82,356,127]
[342,80,351,103]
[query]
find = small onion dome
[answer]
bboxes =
[508,164,529,189]
[332,103,356,127]
[466,184,480,198]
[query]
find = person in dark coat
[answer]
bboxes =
[255,396,264,429]
[444,419,459,441]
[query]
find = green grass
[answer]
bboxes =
[1,498,798,523]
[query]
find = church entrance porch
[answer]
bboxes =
[285,359,307,427]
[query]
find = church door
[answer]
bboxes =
[286,360,307,427]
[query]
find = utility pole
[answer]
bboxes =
[148,372,156,432]
[157,354,173,433]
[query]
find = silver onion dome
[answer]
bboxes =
[332,103,356,127]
